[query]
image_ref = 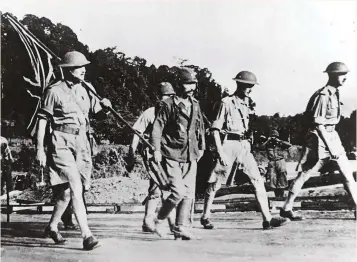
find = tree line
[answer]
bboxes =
[1,13,355,152]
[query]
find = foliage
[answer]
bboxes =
[1,13,355,152]
[250,110,356,152]
[1,13,221,143]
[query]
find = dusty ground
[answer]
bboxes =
[1,211,356,262]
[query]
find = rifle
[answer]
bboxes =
[80,80,155,151]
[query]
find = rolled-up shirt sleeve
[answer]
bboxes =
[150,103,169,152]
[211,101,227,131]
[311,94,328,125]
[37,88,58,120]
[133,109,151,133]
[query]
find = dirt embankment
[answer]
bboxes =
[4,142,356,205]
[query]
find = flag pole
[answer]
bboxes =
[4,13,61,61]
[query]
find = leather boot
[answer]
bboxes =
[142,197,160,232]
[174,198,196,240]
[145,199,177,237]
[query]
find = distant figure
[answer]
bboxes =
[263,130,291,197]
[1,136,14,196]
[280,62,357,220]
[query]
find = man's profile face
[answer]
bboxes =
[69,66,86,81]
[335,73,347,87]
[236,82,254,97]
[181,83,196,96]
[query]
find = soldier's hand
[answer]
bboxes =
[100,98,112,109]
[330,150,340,160]
[153,150,162,163]
[36,147,47,167]
[218,151,228,166]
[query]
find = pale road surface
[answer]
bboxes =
[1,211,356,262]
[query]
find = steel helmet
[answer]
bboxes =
[323,62,349,74]
[58,51,90,67]
[158,82,175,96]
[178,67,198,84]
[233,71,259,85]
[269,130,279,137]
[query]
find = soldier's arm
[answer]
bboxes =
[274,138,292,149]
[212,130,223,155]
[197,106,206,151]
[130,110,151,155]
[36,119,47,149]
[86,82,111,117]
[35,88,56,166]
[36,118,48,167]
[312,93,337,157]
[210,100,228,165]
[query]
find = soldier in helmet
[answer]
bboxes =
[280,62,357,220]
[126,82,176,232]
[147,67,205,240]
[200,71,289,230]
[35,51,112,250]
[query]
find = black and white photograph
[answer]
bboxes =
[0,0,356,261]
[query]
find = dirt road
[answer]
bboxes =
[1,211,355,262]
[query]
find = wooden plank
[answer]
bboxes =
[116,205,145,213]
[216,172,356,197]
[194,203,226,212]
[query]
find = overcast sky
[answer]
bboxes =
[1,0,356,116]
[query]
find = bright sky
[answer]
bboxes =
[1,0,356,116]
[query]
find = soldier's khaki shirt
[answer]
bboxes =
[133,107,155,135]
[211,95,251,135]
[307,85,341,126]
[38,80,102,128]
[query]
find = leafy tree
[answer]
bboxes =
[1,13,355,151]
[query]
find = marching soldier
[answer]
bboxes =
[36,51,112,250]
[127,82,176,232]
[147,67,205,240]
[200,71,289,230]
[280,62,357,220]
[263,130,291,197]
